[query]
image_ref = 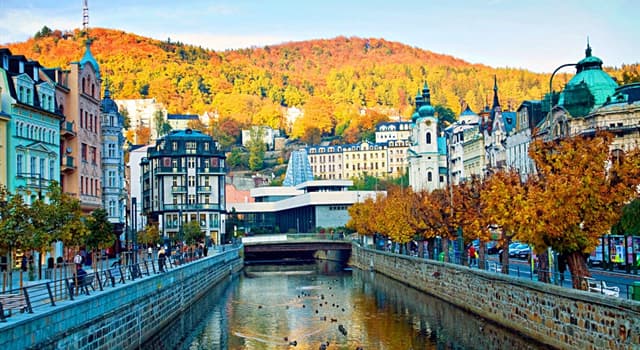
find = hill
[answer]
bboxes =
[6,27,637,144]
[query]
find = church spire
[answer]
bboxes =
[585,36,592,57]
[492,75,500,109]
[422,82,431,106]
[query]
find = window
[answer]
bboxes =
[188,194,196,204]
[426,132,432,144]
[172,142,178,151]
[188,157,195,168]
[81,143,87,162]
[108,171,116,187]
[108,143,116,158]
[188,176,195,187]
[172,176,178,187]
[30,156,36,176]
[203,143,209,151]
[427,171,432,182]
[17,154,23,175]
[80,109,84,128]
[108,200,116,217]
[204,176,210,186]
[49,160,54,180]
[186,142,196,154]
[90,146,97,164]
[163,157,171,167]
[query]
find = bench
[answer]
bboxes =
[585,277,620,297]
[0,293,32,321]
[73,274,95,296]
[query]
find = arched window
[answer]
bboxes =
[426,132,432,144]
[82,78,85,93]
[427,171,432,182]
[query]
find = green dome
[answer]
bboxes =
[558,44,617,112]
[418,104,435,118]
[80,40,101,79]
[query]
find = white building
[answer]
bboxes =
[241,125,280,150]
[127,144,154,234]
[115,98,165,141]
[228,180,381,233]
[408,83,448,192]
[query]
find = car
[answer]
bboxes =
[516,245,531,260]
[508,243,528,258]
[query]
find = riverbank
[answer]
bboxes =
[351,243,640,350]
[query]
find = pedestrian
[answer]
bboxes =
[147,246,153,260]
[468,245,477,267]
[21,255,28,272]
[74,252,83,270]
[158,247,166,272]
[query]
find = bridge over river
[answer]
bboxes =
[242,234,352,264]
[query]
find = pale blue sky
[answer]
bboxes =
[0,0,637,72]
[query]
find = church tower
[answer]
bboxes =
[408,82,445,192]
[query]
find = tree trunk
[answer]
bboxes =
[567,251,591,289]
[418,240,424,259]
[500,248,509,274]
[479,241,486,270]
[442,239,449,262]
[537,250,550,283]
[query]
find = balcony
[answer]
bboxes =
[162,203,223,211]
[61,156,76,173]
[197,186,212,192]
[171,186,187,193]
[60,121,76,138]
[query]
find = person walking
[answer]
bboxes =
[158,247,166,272]
[468,245,477,267]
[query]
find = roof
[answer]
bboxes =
[502,112,516,133]
[79,41,100,79]
[167,114,199,120]
[100,88,119,114]
[163,128,211,139]
[558,44,618,112]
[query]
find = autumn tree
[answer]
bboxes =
[528,133,640,288]
[346,195,379,239]
[183,220,204,246]
[0,186,33,281]
[455,175,491,268]
[85,208,115,252]
[376,187,423,253]
[137,224,162,247]
[247,127,267,171]
[481,170,535,275]
[135,124,152,145]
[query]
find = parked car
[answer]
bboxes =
[509,243,528,258]
[516,245,531,260]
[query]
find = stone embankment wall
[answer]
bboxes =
[0,248,243,350]
[351,244,640,350]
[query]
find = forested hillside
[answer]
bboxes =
[6,27,639,145]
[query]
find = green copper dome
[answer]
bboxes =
[80,40,101,80]
[558,44,617,116]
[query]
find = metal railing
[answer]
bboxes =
[0,247,226,322]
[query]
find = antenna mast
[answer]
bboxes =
[82,0,89,34]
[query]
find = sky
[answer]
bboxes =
[0,0,638,73]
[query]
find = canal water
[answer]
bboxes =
[145,260,547,349]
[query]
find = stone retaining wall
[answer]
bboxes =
[351,244,640,350]
[0,248,243,350]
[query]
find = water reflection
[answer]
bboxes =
[149,261,547,349]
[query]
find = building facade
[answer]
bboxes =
[167,113,199,131]
[0,49,62,202]
[115,98,165,142]
[100,87,126,236]
[55,40,103,214]
[141,129,226,244]
[505,100,544,179]
[375,121,412,143]
[445,106,480,185]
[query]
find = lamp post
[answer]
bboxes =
[548,63,577,111]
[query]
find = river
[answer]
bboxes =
[144,260,548,349]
